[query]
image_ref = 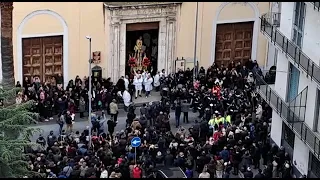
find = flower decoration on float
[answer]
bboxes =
[128,55,137,67]
[142,55,151,68]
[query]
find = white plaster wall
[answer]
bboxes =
[293,137,309,176]
[274,52,289,99]
[302,3,320,66]
[279,2,294,39]
[0,8,2,83]
[298,73,318,129]
[271,111,283,146]
[265,42,277,70]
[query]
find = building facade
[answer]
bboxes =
[260,2,320,178]
[11,2,269,86]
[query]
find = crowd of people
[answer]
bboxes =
[22,59,300,178]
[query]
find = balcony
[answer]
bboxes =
[255,74,320,161]
[261,12,281,27]
[311,2,320,11]
[260,15,320,88]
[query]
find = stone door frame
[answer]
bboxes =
[106,3,181,82]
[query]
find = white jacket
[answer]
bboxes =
[122,90,131,106]
[153,74,160,87]
[124,78,129,90]
[144,77,153,92]
[100,170,108,178]
[133,77,143,91]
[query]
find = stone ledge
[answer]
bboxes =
[104,2,182,9]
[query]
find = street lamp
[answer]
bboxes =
[193,2,199,81]
[86,35,92,147]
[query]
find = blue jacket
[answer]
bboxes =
[185,169,193,178]
[220,149,230,162]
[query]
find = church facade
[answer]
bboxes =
[11,2,270,86]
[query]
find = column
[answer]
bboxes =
[111,21,120,82]
[119,23,126,78]
[166,17,176,74]
[157,19,167,73]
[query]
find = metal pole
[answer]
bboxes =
[87,37,92,148]
[193,2,199,81]
[134,147,137,164]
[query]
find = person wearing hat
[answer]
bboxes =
[109,99,118,122]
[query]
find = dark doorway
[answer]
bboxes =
[126,22,159,77]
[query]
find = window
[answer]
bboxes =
[315,89,320,132]
[292,2,306,48]
[310,153,320,178]
[287,63,300,102]
[282,122,295,148]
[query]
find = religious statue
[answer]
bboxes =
[134,36,143,66]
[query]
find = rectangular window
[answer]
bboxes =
[292,2,306,48]
[287,63,300,102]
[310,153,320,178]
[316,89,320,132]
[282,122,295,148]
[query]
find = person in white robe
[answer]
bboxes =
[153,72,160,92]
[141,70,148,92]
[124,75,129,90]
[144,74,153,98]
[133,74,143,99]
[122,89,131,112]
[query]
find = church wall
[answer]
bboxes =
[176,2,269,69]
[12,2,106,82]
[12,2,270,82]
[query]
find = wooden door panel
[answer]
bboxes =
[22,36,63,83]
[223,50,231,60]
[235,41,243,49]
[215,22,253,66]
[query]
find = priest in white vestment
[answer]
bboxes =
[133,74,143,99]
[124,75,129,90]
[153,72,160,92]
[144,74,153,98]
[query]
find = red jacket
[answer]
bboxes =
[213,131,221,142]
[132,167,142,178]
[68,103,75,114]
[212,86,221,100]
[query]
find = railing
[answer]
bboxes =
[311,2,320,11]
[260,16,320,88]
[289,86,308,122]
[255,74,320,160]
[262,12,281,27]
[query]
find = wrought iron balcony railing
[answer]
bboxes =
[261,12,281,27]
[311,2,320,11]
[260,16,320,88]
[255,74,320,160]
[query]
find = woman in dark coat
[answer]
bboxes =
[79,97,86,118]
